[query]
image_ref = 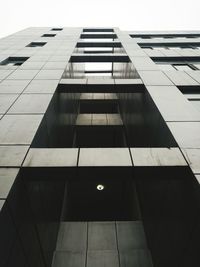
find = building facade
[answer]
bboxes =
[0,27,200,267]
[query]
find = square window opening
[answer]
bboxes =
[0,57,29,66]
[51,28,63,31]
[42,34,56,37]
[26,42,47,47]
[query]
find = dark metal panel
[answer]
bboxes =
[6,174,45,267]
[0,200,19,267]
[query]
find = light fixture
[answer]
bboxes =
[97,184,104,191]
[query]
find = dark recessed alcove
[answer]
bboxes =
[31,86,177,148]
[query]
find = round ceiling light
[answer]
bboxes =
[97,184,104,191]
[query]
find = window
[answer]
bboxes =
[51,28,63,31]
[42,34,56,37]
[139,44,200,50]
[0,57,29,66]
[26,42,46,47]
[83,28,114,32]
[131,34,200,39]
[153,59,200,71]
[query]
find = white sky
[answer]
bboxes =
[0,0,200,38]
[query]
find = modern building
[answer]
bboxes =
[0,27,200,267]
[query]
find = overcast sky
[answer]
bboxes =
[0,0,200,38]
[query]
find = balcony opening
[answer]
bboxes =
[31,84,177,149]
[62,58,139,79]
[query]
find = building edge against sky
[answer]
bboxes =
[0,27,200,267]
